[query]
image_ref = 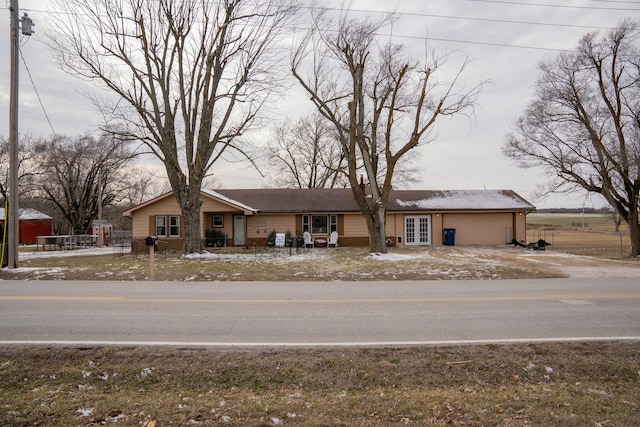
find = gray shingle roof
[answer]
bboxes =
[214,188,358,213]
[213,188,535,213]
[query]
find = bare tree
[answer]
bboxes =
[119,166,169,210]
[0,135,41,204]
[33,134,134,234]
[264,113,349,188]
[264,111,421,189]
[49,0,298,253]
[504,20,640,256]
[292,8,485,253]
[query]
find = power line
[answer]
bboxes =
[380,32,574,52]
[464,0,640,10]
[19,47,58,137]
[1,1,632,57]
[335,9,616,31]
[588,1,640,4]
[10,2,633,30]
[12,11,623,55]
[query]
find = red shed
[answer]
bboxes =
[0,208,53,245]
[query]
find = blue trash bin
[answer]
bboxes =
[444,228,456,246]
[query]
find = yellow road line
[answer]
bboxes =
[1,294,639,303]
[0,296,126,301]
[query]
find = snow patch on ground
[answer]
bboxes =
[367,253,414,261]
[17,246,129,261]
[182,249,333,264]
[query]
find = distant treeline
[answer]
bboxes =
[535,207,613,214]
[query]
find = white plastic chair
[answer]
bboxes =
[303,231,314,248]
[327,231,339,248]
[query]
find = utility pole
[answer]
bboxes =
[97,168,103,247]
[8,0,20,269]
[7,0,34,269]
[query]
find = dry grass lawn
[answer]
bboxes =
[1,342,639,426]
[6,246,568,282]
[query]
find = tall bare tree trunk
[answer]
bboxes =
[628,207,640,257]
[365,204,387,253]
[182,194,202,254]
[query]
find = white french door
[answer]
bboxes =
[404,215,431,246]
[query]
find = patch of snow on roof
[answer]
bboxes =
[396,190,532,210]
[0,208,52,220]
[202,189,258,213]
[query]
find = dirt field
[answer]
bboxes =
[527,213,633,258]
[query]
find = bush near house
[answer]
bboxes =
[205,229,226,247]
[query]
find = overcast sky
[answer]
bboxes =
[0,0,637,208]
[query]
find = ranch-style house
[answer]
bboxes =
[123,188,535,251]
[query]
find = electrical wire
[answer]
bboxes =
[1,1,634,63]
[464,0,640,9]
[2,2,632,53]
[15,15,618,55]
[19,47,58,138]
[366,11,615,31]
[588,1,640,3]
[378,31,574,52]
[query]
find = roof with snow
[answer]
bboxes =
[391,190,535,211]
[124,188,535,215]
[213,188,535,213]
[0,208,52,220]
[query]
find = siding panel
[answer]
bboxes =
[442,213,513,245]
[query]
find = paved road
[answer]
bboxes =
[1,278,639,347]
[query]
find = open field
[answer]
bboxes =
[527,213,632,258]
[527,213,625,233]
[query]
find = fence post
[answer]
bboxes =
[149,244,155,280]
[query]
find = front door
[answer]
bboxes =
[233,215,245,246]
[404,215,431,246]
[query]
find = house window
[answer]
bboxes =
[155,216,167,236]
[169,215,180,237]
[212,214,224,228]
[302,214,336,235]
[312,215,327,234]
[156,215,180,237]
